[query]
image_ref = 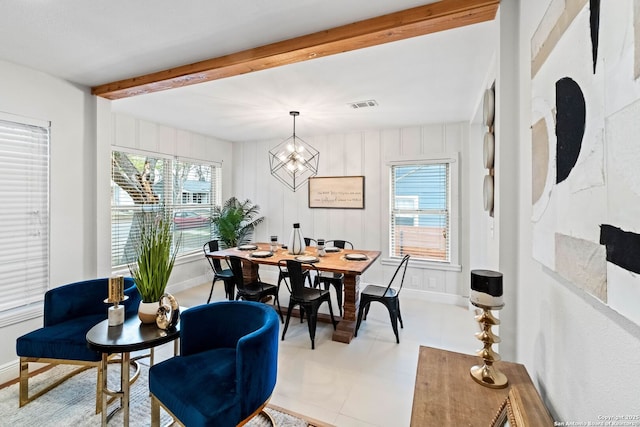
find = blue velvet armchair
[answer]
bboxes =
[149,300,279,427]
[15,277,140,413]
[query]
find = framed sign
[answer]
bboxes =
[308,176,365,209]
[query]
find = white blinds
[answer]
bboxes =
[0,117,50,313]
[390,162,450,262]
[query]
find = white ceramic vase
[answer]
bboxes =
[138,301,158,324]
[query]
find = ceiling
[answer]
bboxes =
[0,1,498,142]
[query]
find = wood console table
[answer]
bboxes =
[410,346,553,426]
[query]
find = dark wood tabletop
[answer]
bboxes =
[86,312,181,354]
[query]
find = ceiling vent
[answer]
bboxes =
[348,99,378,109]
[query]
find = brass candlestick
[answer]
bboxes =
[470,302,508,389]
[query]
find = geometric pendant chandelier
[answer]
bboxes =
[268,111,320,192]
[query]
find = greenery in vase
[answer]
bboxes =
[211,197,264,248]
[129,212,179,303]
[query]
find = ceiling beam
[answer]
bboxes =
[92,0,499,100]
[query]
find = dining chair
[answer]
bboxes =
[203,240,235,302]
[149,301,279,427]
[279,259,337,349]
[315,239,354,316]
[276,237,315,290]
[227,255,284,323]
[355,254,410,343]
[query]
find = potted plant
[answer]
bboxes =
[129,211,179,323]
[211,197,264,249]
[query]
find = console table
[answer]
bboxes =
[410,346,553,426]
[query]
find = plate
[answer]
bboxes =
[251,251,273,258]
[324,247,341,253]
[483,174,494,212]
[295,255,319,263]
[345,253,368,261]
[483,87,495,127]
[238,244,258,251]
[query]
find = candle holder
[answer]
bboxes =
[469,269,507,389]
[105,275,128,327]
[470,302,508,388]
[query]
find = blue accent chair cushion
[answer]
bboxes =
[149,300,279,427]
[16,277,141,361]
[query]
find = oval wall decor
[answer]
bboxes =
[483,132,495,169]
[483,88,495,127]
[483,174,494,212]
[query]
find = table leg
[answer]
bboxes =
[332,273,360,343]
[121,352,130,427]
[100,353,108,426]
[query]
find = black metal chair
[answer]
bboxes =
[315,239,354,316]
[355,254,410,343]
[276,237,315,290]
[227,255,284,323]
[279,259,337,349]
[203,240,235,302]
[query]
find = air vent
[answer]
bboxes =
[348,99,378,109]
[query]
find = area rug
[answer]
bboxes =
[0,364,332,427]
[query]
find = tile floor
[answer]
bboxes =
[159,281,479,427]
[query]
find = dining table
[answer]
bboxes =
[206,242,381,343]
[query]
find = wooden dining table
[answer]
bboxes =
[206,242,381,343]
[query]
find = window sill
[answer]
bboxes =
[380,257,462,272]
[0,302,44,328]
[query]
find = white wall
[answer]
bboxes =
[231,123,471,303]
[516,0,640,419]
[0,59,98,383]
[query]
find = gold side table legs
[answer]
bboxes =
[470,305,508,389]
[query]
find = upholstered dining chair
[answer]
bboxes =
[279,259,337,349]
[203,240,235,302]
[227,255,284,323]
[15,277,141,413]
[355,254,410,343]
[315,239,354,316]
[149,301,279,427]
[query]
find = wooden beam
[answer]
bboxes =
[92,0,499,99]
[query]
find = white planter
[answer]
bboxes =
[138,301,159,324]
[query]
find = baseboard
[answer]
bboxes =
[400,288,469,308]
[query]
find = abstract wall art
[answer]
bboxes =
[531,0,640,326]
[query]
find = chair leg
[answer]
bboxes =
[355,300,369,337]
[273,290,284,323]
[334,282,343,317]
[385,300,400,344]
[282,303,294,341]
[207,277,216,303]
[306,308,317,349]
[19,358,28,407]
[326,298,337,330]
[151,394,161,427]
[397,300,404,329]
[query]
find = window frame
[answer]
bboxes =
[384,154,461,272]
[110,149,221,270]
[0,112,50,326]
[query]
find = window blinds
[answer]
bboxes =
[0,118,50,313]
[390,163,450,262]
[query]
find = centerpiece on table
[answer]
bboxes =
[129,211,179,323]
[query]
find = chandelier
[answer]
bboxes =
[268,111,320,192]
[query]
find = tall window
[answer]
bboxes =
[0,116,49,318]
[111,150,220,268]
[390,161,450,262]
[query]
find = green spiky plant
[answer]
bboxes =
[211,197,264,249]
[129,212,180,303]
